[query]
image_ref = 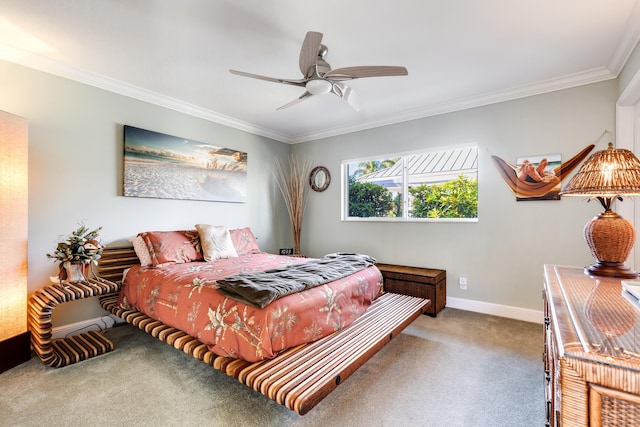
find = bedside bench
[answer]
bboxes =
[376,263,446,316]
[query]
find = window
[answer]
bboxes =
[342,145,478,222]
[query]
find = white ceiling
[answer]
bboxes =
[1,1,639,143]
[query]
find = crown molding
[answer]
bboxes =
[0,43,619,145]
[0,43,290,143]
[289,67,617,144]
[608,0,640,76]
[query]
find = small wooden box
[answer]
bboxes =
[376,263,446,316]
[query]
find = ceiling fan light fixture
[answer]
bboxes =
[230,31,407,110]
[305,79,332,95]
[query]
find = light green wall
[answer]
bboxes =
[293,80,618,313]
[0,60,292,325]
[1,56,620,325]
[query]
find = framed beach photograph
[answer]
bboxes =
[123,125,247,203]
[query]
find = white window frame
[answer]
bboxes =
[341,144,478,223]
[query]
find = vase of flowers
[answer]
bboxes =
[47,224,103,284]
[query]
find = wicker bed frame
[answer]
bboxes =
[95,247,431,415]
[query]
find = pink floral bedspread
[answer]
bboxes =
[119,253,383,362]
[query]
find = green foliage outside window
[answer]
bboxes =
[392,193,403,217]
[409,175,478,218]
[348,176,395,217]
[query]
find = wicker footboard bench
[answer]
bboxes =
[96,247,431,415]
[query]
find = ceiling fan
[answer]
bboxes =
[229,31,408,111]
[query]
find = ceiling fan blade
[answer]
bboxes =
[276,91,313,110]
[324,66,408,81]
[332,82,360,112]
[299,31,323,77]
[229,69,306,87]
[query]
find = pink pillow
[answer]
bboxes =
[139,230,202,266]
[229,227,261,255]
[129,235,152,266]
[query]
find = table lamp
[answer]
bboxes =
[560,141,640,278]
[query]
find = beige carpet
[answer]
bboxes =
[0,308,543,427]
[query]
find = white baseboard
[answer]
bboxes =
[446,297,543,324]
[51,314,125,340]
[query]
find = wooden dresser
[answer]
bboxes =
[544,265,640,426]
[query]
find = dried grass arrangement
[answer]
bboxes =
[274,155,313,255]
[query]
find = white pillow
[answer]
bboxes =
[195,224,238,261]
[129,235,152,266]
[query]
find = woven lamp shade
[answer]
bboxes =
[560,143,640,278]
[561,143,640,198]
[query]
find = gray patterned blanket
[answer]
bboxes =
[216,253,377,308]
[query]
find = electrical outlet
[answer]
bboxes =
[459,276,468,290]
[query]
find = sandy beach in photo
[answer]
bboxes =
[124,157,247,202]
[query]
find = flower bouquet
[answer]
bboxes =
[47,224,103,283]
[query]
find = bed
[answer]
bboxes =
[95,226,430,414]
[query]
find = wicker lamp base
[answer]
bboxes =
[583,209,639,279]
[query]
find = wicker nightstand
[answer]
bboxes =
[28,278,121,368]
[544,265,640,426]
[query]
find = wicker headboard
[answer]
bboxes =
[95,246,139,283]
